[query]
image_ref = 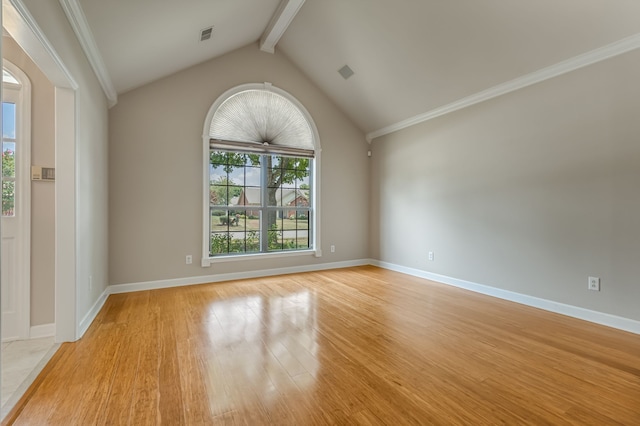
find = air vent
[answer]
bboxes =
[200,26,213,42]
[338,65,354,80]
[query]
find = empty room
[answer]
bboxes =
[1,0,639,424]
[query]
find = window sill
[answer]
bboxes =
[202,249,320,266]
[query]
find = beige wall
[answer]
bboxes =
[22,0,110,329]
[2,36,55,326]
[371,49,640,321]
[109,43,370,285]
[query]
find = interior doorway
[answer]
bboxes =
[3,0,78,343]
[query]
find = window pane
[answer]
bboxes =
[246,154,261,167]
[244,230,261,253]
[2,180,15,217]
[294,211,309,249]
[210,185,224,206]
[246,211,260,231]
[211,209,231,232]
[2,143,16,178]
[281,180,295,190]
[211,177,242,206]
[211,232,230,255]
[269,155,281,168]
[228,168,245,185]
[294,189,309,207]
[296,212,309,230]
[296,230,310,249]
[266,212,280,251]
[229,153,246,167]
[281,156,297,190]
[266,187,280,207]
[210,209,227,230]
[229,185,242,205]
[296,159,310,173]
[3,103,16,139]
[237,186,260,209]
[210,151,246,170]
[297,176,310,190]
[245,165,260,187]
[2,102,17,217]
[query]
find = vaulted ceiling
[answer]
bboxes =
[72,0,640,140]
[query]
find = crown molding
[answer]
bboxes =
[4,0,78,90]
[366,32,640,143]
[59,0,118,107]
[260,0,306,54]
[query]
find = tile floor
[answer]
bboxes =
[1,337,58,419]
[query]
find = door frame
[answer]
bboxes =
[2,60,31,341]
[3,0,79,342]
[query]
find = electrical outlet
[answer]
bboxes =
[588,276,600,291]
[186,255,193,265]
[330,245,336,253]
[428,251,434,261]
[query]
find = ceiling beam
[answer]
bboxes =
[260,0,305,54]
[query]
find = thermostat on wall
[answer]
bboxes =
[31,166,55,181]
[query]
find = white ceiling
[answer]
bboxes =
[76,0,640,137]
[78,0,281,94]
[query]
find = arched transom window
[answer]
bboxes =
[202,83,321,262]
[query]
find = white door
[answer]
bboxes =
[2,66,30,342]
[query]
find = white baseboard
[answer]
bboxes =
[109,259,371,294]
[77,260,369,340]
[371,260,640,335]
[92,258,640,338]
[30,323,55,339]
[78,288,109,338]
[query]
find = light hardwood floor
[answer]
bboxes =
[4,266,640,424]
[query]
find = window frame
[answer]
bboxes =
[209,151,313,256]
[3,100,18,217]
[202,83,322,266]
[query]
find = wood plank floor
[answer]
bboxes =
[4,266,640,425]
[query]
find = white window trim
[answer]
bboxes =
[208,249,316,264]
[201,82,322,266]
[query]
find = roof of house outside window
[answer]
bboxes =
[234,187,309,206]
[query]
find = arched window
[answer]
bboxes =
[202,83,321,263]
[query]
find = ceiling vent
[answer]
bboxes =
[338,65,354,80]
[200,26,213,42]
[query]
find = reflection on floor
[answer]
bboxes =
[1,337,58,419]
